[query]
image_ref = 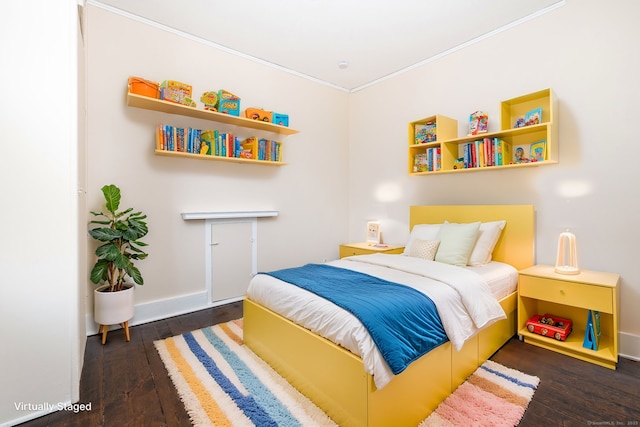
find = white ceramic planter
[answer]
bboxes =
[94,284,135,325]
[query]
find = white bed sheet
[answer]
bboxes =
[246,254,515,389]
[467,260,518,300]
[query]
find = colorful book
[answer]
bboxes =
[502,140,511,165]
[525,108,542,126]
[201,130,216,156]
[413,153,428,172]
[583,310,601,351]
[494,138,502,166]
[530,140,546,162]
[156,125,163,150]
[176,127,185,152]
[414,122,437,144]
[513,144,531,163]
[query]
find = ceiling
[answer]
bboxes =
[93,0,564,92]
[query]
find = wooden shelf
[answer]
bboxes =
[127,92,299,136]
[409,89,557,175]
[154,149,285,165]
[517,328,616,368]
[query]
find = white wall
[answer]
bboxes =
[0,1,83,425]
[349,0,640,358]
[85,5,350,325]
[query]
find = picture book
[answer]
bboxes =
[413,153,428,172]
[583,310,601,351]
[514,116,526,128]
[513,144,531,163]
[525,108,542,126]
[415,122,437,144]
[530,140,547,162]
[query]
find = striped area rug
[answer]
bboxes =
[156,319,539,427]
[420,359,540,427]
[154,319,337,426]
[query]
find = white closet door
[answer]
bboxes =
[210,221,253,302]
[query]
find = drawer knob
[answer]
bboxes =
[560,289,565,295]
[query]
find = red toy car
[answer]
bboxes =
[526,313,573,341]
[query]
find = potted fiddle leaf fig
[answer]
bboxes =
[88,184,148,343]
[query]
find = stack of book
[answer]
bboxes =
[155,124,282,162]
[459,137,511,168]
[413,147,441,172]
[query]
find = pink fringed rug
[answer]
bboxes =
[420,360,539,427]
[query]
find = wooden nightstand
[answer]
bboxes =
[339,242,405,258]
[517,264,620,369]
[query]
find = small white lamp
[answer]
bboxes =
[555,230,580,275]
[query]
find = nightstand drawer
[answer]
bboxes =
[339,243,405,258]
[519,275,613,313]
[340,247,375,257]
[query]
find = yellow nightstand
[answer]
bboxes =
[339,242,405,258]
[517,264,619,369]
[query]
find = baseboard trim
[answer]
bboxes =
[619,331,640,362]
[86,291,242,336]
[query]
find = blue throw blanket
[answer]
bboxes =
[261,263,447,375]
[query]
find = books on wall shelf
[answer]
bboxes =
[456,137,512,169]
[413,147,441,172]
[155,124,282,162]
[453,137,547,169]
[414,122,437,144]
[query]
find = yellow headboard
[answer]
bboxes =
[409,205,535,271]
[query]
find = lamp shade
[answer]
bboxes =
[555,231,579,275]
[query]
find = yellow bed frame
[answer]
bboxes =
[244,205,535,427]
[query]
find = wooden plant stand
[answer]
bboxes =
[98,321,131,345]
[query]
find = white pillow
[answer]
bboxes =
[468,220,507,266]
[407,239,440,260]
[403,223,442,256]
[434,222,481,266]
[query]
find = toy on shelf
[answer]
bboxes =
[245,108,273,122]
[468,111,488,135]
[160,80,195,107]
[272,112,289,127]
[217,90,240,116]
[244,108,289,127]
[201,91,219,111]
[128,76,159,98]
[526,313,573,341]
[453,158,465,169]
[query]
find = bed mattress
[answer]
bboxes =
[246,253,517,389]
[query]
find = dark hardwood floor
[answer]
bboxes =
[17,301,640,427]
